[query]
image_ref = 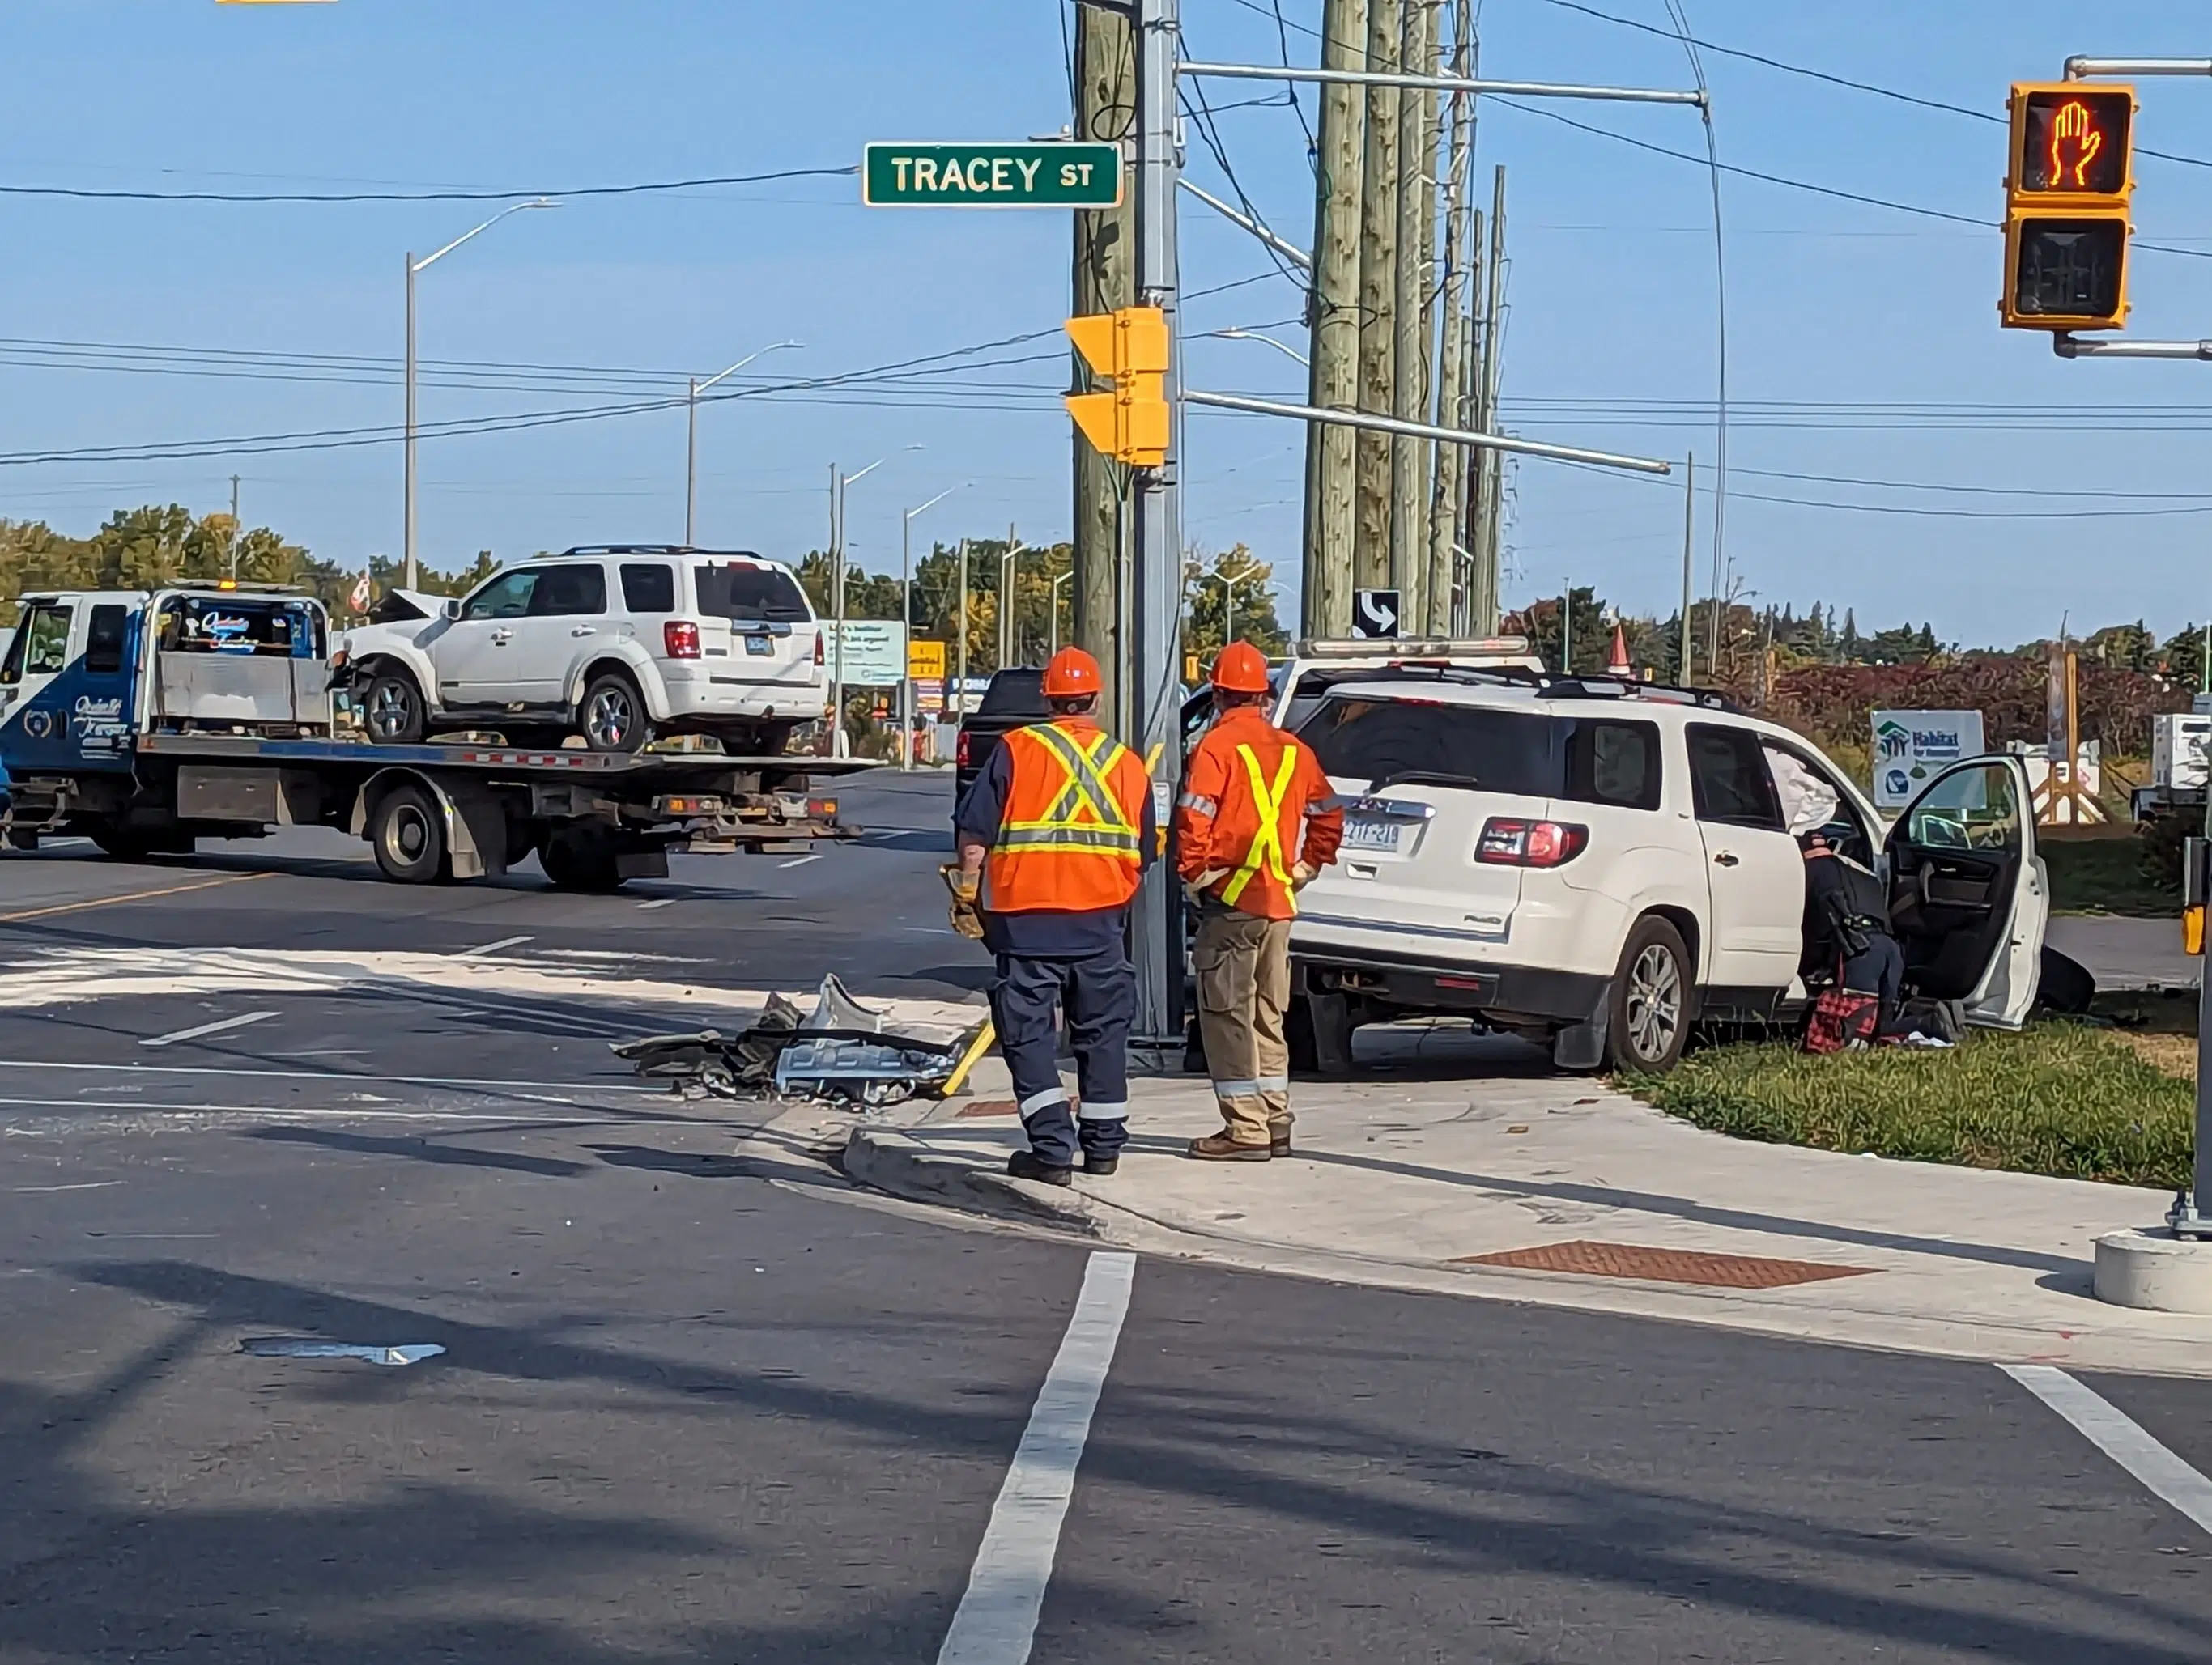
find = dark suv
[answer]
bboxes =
[953,668,1047,812]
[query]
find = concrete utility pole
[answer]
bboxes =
[228,474,240,580]
[1425,0,1474,636]
[1468,164,1508,632]
[1072,0,1136,721]
[1679,452,1696,682]
[1303,0,1370,638]
[1389,0,1438,618]
[1354,0,1402,593]
[1129,0,1184,1045]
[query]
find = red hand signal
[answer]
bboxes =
[2050,99,2106,188]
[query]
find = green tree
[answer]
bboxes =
[1183,544,1288,662]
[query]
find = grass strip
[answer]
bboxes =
[1625,1023,2193,1189]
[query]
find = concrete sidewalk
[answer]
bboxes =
[835,1027,2212,1377]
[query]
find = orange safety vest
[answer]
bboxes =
[985,720,1151,914]
[1176,710,1336,921]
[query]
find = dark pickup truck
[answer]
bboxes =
[952,667,1047,811]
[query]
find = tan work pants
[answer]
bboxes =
[1193,907,1292,1147]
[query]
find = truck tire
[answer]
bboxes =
[1604,915,1691,1075]
[363,669,428,745]
[577,673,653,754]
[539,826,624,893]
[89,822,194,861]
[368,783,447,884]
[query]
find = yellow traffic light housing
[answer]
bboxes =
[1065,306,1171,468]
[2001,83,2136,330]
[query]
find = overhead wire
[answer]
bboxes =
[0,165,858,204]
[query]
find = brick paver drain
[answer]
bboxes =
[1455,1240,1874,1289]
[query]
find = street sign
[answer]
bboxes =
[1352,588,1402,639]
[908,639,947,679]
[822,620,908,686]
[863,142,1122,209]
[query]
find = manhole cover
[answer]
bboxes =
[1453,1240,1873,1289]
[958,1099,1019,1119]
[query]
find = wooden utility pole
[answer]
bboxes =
[1424,0,1473,636]
[1467,164,1507,632]
[1390,0,1440,622]
[1354,0,1402,593]
[1304,0,1370,639]
[1071,2,1135,715]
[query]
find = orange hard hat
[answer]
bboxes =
[1041,646,1104,699]
[1210,640,1270,694]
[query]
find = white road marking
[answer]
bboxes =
[13,1180,123,1193]
[455,935,535,958]
[636,898,676,910]
[937,1251,1136,1665]
[780,854,823,869]
[0,1097,667,1124]
[139,1010,279,1050]
[0,1059,669,1094]
[2002,1363,2212,1536]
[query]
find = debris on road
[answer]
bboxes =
[242,1339,445,1366]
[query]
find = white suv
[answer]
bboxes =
[1287,671,2048,1073]
[338,545,828,754]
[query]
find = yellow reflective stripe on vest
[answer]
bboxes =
[1219,742,1301,911]
[994,724,1142,860]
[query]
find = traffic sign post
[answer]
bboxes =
[863,142,1122,208]
[1353,588,1402,639]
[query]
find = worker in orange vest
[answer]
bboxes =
[1174,640,1343,1160]
[946,647,1157,1186]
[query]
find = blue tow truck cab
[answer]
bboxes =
[0,582,870,887]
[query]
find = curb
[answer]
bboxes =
[842,1128,1116,1238]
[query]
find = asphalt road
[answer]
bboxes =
[4,767,2212,1661]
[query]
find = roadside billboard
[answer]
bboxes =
[1871,709,1987,810]
[821,621,909,686]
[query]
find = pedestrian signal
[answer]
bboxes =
[2001,83,2135,330]
[1066,307,1171,467]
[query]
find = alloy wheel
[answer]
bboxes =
[1623,943,1682,1064]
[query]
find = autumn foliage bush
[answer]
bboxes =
[1763,660,2188,758]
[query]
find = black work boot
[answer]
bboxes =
[1083,1153,1119,1178]
[1006,1149,1074,1187]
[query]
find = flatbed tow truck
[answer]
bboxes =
[0,582,870,890]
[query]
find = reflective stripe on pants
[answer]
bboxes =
[1192,907,1292,1147]
[989,945,1134,1165]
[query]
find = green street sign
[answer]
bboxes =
[863,142,1122,209]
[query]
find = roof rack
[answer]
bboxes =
[1295,634,1532,659]
[1543,675,1741,712]
[555,543,765,560]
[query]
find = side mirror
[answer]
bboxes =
[443,598,462,620]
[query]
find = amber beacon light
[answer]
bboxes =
[2001,83,2136,330]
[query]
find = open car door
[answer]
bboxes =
[1883,755,2047,1028]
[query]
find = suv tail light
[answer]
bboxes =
[1475,817,1589,868]
[956,728,972,768]
[813,629,825,667]
[663,620,701,659]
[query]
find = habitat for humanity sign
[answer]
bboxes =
[822,621,909,686]
[1871,710,1985,810]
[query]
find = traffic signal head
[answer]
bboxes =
[1065,306,1171,468]
[2001,83,2135,331]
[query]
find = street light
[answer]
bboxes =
[1203,327,1309,368]
[687,340,802,546]
[404,198,558,588]
[999,536,1027,669]
[827,448,921,758]
[1194,561,1267,651]
[900,485,963,771]
[1049,569,1074,654]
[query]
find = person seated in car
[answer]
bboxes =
[1801,826,1904,1017]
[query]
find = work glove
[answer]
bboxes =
[1289,861,1318,890]
[1185,867,1231,903]
[940,863,986,941]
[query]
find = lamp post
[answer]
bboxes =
[1194,562,1265,653]
[1202,327,1309,367]
[998,533,1027,669]
[405,198,557,589]
[1049,569,1074,654]
[687,340,801,546]
[901,485,961,771]
[827,448,920,758]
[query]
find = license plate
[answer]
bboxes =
[1342,817,1404,853]
[744,635,774,656]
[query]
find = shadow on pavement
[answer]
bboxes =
[249,1124,593,1178]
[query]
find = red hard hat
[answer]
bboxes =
[1042,646,1104,699]
[1210,640,1270,694]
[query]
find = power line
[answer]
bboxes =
[0,164,857,204]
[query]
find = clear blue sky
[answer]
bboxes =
[3,1,2211,648]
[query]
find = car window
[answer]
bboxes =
[978,669,1049,717]
[10,605,74,678]
[530,564,607,618]
[695,561,810,624]
[1299,697,1560,794]
[84,605,130,675]
[1906,762,2022,853]
[621,563,675,614]
[1686,723,1785,830]
[1564,719,1661,812]
[463,570,539,621]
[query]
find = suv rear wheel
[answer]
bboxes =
[578,672,653,754]
[363,669,427,745]
[1606,916,1691,1074]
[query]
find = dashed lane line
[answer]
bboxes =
[453,934,536,958]
[937,1251,1136,1665]
[0,1058,670,1094]
[0,873,265,925]
[140,1010,279,1049]
[780,854,823,869]
[2002,1363,2212,1537]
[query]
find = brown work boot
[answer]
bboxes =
[1185,1134,1271,1162]
[1269,1125,1293,1157]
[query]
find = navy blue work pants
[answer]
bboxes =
[989,947,1134,1167]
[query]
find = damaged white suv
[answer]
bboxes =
[1287,670,2048,1074]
